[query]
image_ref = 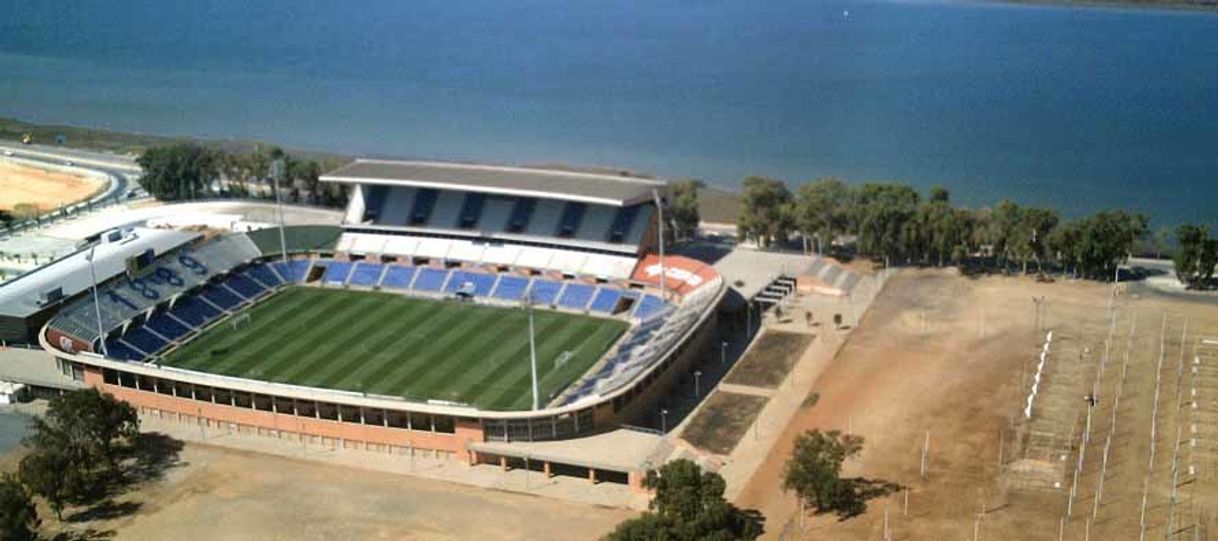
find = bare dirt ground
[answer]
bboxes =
[0,161,103,212]
[736,268,1218,540]
[34,442,633,541]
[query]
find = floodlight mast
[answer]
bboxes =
[87,244,107,356]
[271,158,289,264]
[652,189,666,301]
[527,291,540,411]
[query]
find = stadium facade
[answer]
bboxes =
[38,160,726,489]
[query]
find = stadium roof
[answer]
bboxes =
[321,159,666,206]
[0,228,200,318]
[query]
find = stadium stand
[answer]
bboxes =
[169,296,221,328]
[380,265,416,289]
[445,270,496,297]
[528,279,563,305]
[491,275,529,301]
[123,325,168,356]
[347,262,384,287]
[555,202,587,238]
[145,312,191,341]
[249,263,283,285]
[633,294,667,320]
[524,199,564,238]
[322,261,353,286]
[457,193,486,229]
[557,283,596,310]
[412,267,450,292]
[505,197,536,233]
[202,285,243,311]
[588,287,624,314]
[409,189,439,225]
[224,274,268,300]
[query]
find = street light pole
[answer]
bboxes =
[693,370,702,399]
[660,408,669,433]
[720,341,728,367]
[87,245,107,356]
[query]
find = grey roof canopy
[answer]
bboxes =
[322,159,666,206]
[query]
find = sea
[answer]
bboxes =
[1,0,1216,225]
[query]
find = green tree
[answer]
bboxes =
[1174,224,1205,285]
[136,142,220,201]
[20,388,140,517]
[668,179,704,241]
[0,474,38,541]
[737,177,794,248]
[782,429,864,516]
[606,459,763,541]
[794,177,852,254]
[1010,207,1059,274]
[18,449,76,520]
[853,184,919,265]
[1153,226,1172,259]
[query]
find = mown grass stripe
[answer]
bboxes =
[160,287,627,409]
[462,314,591,408]
[365,308,506,397]
[168,290,332,370]
[313,300,440,390]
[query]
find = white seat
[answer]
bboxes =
[481,243,523,266]
[549,250,588,275]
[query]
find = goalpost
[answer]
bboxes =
[230,312,252,331]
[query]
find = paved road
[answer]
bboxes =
[0,142,145,202]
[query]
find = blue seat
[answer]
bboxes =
[103,338,143,361]
[380,265,416,289]
[246,264,282,288]
[588,287,623,314]
[171,296,221,327]
[146,312,190,340]
[412,267,449,292]
[323,261,353,285]
[348,262,384,286]
[492,275,529,301]
[225,274,266,299]
[528,280,563,305]
[633,295,667,320]
[445,271,496,296]
[558,283,596,310]
[275,260,312,282]
[124,326,168,355]
[202,285,242,310]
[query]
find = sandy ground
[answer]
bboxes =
[736,268,1218,540]
[31,442,633,541]
[0,161,103,212]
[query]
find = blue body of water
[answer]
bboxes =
[1,0,1216,224]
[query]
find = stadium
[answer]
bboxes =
[36,160,727,490]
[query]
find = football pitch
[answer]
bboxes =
[161,287,628,410]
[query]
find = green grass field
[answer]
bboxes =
[161,287,628,411]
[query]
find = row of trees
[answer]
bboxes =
[1,389,142,539]
[734,176,1152,279]
[136,143,347,207]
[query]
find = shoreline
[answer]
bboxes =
[993,0,1218,12]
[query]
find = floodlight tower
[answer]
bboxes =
[270,158,289,264]
[527,291,540,410]
[652,188,667,301]
[87,244,107,356]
